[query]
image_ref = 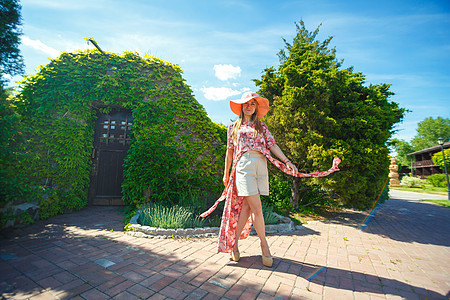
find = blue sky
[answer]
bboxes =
[8,0,450,143]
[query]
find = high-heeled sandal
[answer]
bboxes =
[231,249,240,262]
[262,255,273,267]
[261,242,273,267]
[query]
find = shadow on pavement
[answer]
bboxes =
[0,206,302,299]
[233,256,445,299]
[324,198,450,247]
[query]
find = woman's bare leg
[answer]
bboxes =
[245,194,271,257]
[234,199,250,251]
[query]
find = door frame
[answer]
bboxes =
[88,105,132,206]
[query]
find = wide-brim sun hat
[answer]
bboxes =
[230,92,269,119]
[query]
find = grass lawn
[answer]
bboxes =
[422,200,450,208]
[390,186,447,195]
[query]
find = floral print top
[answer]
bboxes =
[200,120,341,253]
[227,121,277,158]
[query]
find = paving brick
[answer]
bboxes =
[54,281,92,299]
[240,287,260,300]
[168,279,196,294]
[122,270,147,283]
[2,193,449,300]
[159,285,188,298]
[256,292,274,300]
[104,279,134,297]
[113,290,141,299]
[199,281,228,297]
[147,292,166,299]
[149,276,176,292]
[80,288,110,300]
[184,288,209,300]
[29,291,59,299]
[127,283,156,298]
[36,276,63,290]
[7,275,42,292]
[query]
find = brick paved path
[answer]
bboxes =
[1,191,449,299]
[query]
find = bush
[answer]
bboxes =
[262,173,336,212]
[139,203,205,229]
[427,174,448,188]
[261,175,292,211]
[255,21,405,210]
[177,188,208,215]
[401,176,426,188]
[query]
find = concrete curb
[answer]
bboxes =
[125,210,297,239]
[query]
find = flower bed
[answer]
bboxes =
[125,210,296,239]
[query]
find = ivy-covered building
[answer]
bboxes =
[8,50,226,220]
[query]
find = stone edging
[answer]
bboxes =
[125,210,297,239]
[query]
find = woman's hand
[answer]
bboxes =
[223,173,230,186]
[286,161,298,174]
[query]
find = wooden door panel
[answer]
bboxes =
[89,110,132,206]
[96,150,126,196]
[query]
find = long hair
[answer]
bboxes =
[232,102,264,143]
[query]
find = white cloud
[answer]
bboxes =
[214,64,241,81]
[201,87,240,101]
[21,36,60,57]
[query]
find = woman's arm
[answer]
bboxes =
[223,148,234,186]
[269,145,298,173]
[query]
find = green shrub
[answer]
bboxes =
[177,188,208,215]
[261,174,292,211]
[11,50,226,220]
[427,174,448,188]
[262,173,336,212]
[401,175,426,188]
[139,203,205,229]
[255,21,405,210]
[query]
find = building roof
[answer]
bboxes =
[407,141,450,156]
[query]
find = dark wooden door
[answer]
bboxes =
[89,110,132,205]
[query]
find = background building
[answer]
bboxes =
[408,142,450,178]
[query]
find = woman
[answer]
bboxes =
[201,92,340,267]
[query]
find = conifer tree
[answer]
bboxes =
[255,21,405,209]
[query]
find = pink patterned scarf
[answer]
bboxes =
[200,151,341,253]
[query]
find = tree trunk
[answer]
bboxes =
[290,177,300,210]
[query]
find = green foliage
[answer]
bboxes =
[11,50,226,218]
[0,78,37,208]
[401,175,426,188]
[426,174,448,188]
[177,188,209,215]
[387,138,414,169]
[262,173,336,211]
[139,203,206,229]
[261,174,292,211]
[411,117,450,151]
[0,210,34,228]
[423,200,450,208]
[0,0,24,76]
[255,21,405,210]
[432,148,450,171]
[388,117,450,170]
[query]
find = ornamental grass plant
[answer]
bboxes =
[138,193,280,229]
[262,202,280,225]
[139,203,206,229]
